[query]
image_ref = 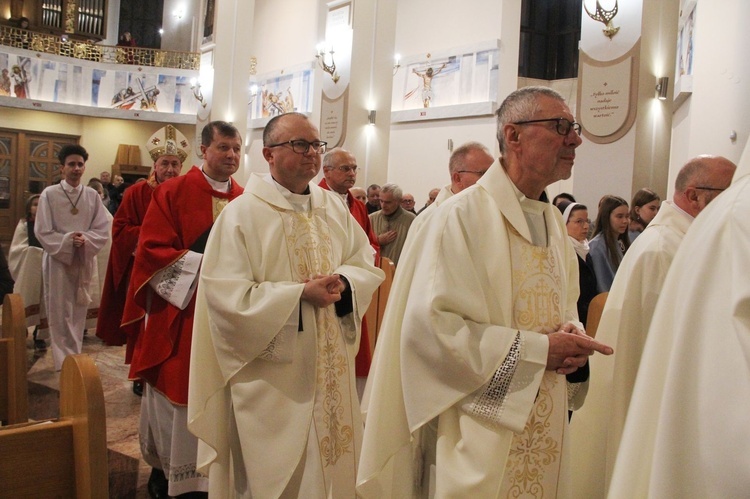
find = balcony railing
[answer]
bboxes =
[0,25,200,70]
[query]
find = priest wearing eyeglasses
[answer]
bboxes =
[188,112,384,498]
[357,87,613,498]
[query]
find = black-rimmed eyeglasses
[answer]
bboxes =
[694,186,726,192]
[266,139,328,155]
[513,117,582,136]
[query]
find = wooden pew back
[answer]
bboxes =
[0,293,29,425]
[0,354,108,498]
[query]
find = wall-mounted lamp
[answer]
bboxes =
[393,54,401,76]
[368,109,376,126]
[315,43,340,83]
[60,34,69,43]
[190,77,207,108]
[655,76,669,100]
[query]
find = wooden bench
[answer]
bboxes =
[365,256,396,353]
[0,293,29,425]
[0,354,109,498]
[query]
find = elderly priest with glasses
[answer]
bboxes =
[357,87,613,498]
[189,112,384,498]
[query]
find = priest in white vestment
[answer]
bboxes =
[35,144,110,370]
[188,112,384,498]
[430,141,494,211]
[609,139,750,498]
[570,155,736,498]
[357,87,613,498]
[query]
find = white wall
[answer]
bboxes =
[243,0,323,179]
[667,0,750,196]
[162,0,202,52]
[386,0,518,207]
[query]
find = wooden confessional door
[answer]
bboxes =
[0,130,78,245]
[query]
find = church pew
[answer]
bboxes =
[366,256,396,354]
[0,293,29,425]
[585,292,608,338]
[0,354,108,498]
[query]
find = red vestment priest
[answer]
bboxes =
[123,166,243,404]
[96,175,155,357]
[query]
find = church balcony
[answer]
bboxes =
[0,25,200,124]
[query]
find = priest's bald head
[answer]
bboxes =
[448,141,494,194]
[262,112,328,194]
[672,155,736,217]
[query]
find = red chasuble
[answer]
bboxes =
[96,176,155,357]
[318,178,380,376]
[123,166,243,405]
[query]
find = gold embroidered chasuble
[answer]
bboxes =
[188,174,383,499]
[498,225,567,497]
[356,163,580,499]
[283,206,360,492]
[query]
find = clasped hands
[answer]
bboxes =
[301,274,346,308]
[72,232,86,248]
[546,322,613,375]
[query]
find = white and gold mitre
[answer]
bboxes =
[147,124,190,163]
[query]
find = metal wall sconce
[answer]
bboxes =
[393,54,401,76]
[190,78,207,108]
[368,109,376,125]
[655,76,669,100]
[316,43,340,83]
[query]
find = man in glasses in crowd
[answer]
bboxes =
[358,86,613,498]
[429,141,495,213]
[189,112,384,498]
[123,121,244,498]
[571,154,736,498]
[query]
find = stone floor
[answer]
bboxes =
[26,331,151,498]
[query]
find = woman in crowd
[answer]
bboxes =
[9,194,46,350]
[559,201,598,325]
[559,201,597,408]
[628,188,660,242]
[589,195,630,293]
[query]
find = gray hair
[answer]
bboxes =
[322,147,349,168]
[381,183,403,200]
[495,86,566,154]
[449,141,492,175]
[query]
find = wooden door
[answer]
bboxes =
[0,130,78,245]
[0,132,18,245]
